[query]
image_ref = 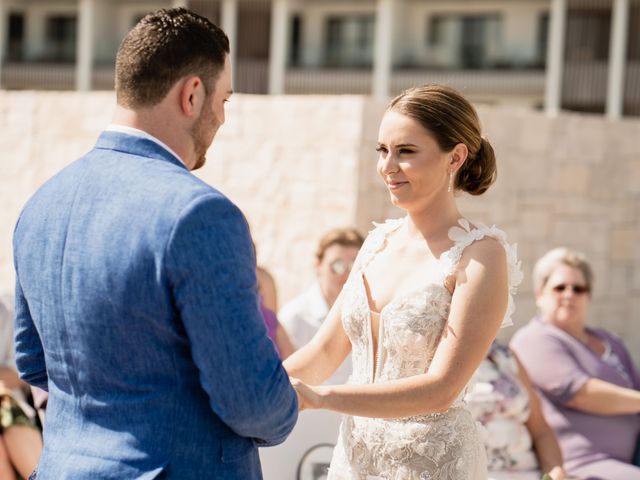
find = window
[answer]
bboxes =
[460,14,501,69]
[289,15,302,66]
[45,15,77,62]
[428,15,446,46]
[537,13,550,67]
[424,13,502,69]
[565,8,611,61]
[324,15,374,68]
[7,13,25,61]
[626,4,639,61]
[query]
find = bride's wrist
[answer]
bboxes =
[316,385,333,410]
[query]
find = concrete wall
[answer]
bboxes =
[1,91,639,362]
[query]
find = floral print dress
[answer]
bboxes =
[467,341,541,479]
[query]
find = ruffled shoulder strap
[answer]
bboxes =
[440,219,523,328]
[352,217,405,273]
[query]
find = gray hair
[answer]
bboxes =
[532,247,593,293]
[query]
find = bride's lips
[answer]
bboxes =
[387,181,408,190]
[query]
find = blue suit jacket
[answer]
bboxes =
[13,131,298,479]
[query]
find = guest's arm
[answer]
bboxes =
[566,378,640,415]
[275,324,296,359]
[256,266,278,312]
[512,328,640,417]
[513,353,565,480]
[0,367,25,390]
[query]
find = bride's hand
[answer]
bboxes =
[290,377,324,411]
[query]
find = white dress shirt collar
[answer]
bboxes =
[106,124,184,165]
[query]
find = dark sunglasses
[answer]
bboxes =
[329,259,354,275]
[551,283,590,294]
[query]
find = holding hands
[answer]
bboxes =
[290,378,325,411]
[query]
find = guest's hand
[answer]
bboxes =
[543,466,566,480]
[290,377,324,411]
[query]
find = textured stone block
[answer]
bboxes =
[1,92,639,364]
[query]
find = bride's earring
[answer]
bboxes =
[448,169,454,193]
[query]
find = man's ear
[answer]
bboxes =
[179,76,205,118]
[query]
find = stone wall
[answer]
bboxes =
[1,91,639,360]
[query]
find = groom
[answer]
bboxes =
[13,8,297,479]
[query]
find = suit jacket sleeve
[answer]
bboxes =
[165,193,298,446]
[13,218,48,390]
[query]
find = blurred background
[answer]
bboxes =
[0,0,638,354]
[0,0,638,114]
[0,2,639,479]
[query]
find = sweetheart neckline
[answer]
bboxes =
[360,271,452,317]
[357,271,452,383]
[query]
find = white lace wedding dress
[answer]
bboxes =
[327,217,522,480]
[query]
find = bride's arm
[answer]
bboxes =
[283,290,351,386]
[293,237,508,417]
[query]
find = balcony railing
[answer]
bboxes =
[561,60,640,114]
[0,61,267,94]
[391,69,546,100]
[285,67,546,104]
[2,61,638,116]
[0,62,115,90]
[285,68,372,95]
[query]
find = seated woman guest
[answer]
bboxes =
[467,340,565,480]
[511,247,640,480]
[0,295,42,479]
[257,265,295,359]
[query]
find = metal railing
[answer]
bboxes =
[0,62,115,90]
[2,61,637,116]
[284,67,546,103]
[1,62,75,90]
[285,68,372,95]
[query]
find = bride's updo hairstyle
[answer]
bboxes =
[387,84,497,196]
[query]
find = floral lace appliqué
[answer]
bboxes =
[331,217,522,480]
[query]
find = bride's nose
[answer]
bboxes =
[378,152,399,176]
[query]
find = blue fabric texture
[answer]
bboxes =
[13,131,298,479]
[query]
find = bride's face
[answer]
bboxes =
[376,111,451,212]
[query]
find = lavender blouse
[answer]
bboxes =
[511,317,640,477]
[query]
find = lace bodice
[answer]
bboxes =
[328,217,522,480]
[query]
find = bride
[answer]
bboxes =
[283,84,522,479]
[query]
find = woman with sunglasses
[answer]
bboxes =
[511,247,640,480]
[284,84,523,479]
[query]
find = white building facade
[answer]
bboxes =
[0,0,638,117]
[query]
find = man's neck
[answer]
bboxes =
[111,104,193,169]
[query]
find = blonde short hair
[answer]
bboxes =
[315,228,364,262]
[532,247,593,293]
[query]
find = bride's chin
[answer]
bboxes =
[388,194,409,209]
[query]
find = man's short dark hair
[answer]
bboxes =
[115,7,229,109]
